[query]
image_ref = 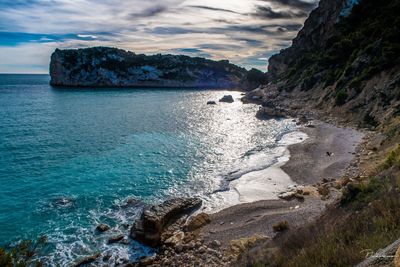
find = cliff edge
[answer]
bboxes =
[49,47,265,89]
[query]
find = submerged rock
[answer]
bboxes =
[52,197,75,208]
[219,95,234,103]
[107,235,125,244]
[130,198,202,247]
[121,198,143,209]
[74,253,101,267]
[96,223,110,233]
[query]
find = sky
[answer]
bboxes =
[0,0,319,74]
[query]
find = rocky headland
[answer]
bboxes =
[11,0,398,266]
[49,47,265,90]
[125,0,400,266]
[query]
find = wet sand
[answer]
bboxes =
[202,121,364,245]
[282,122,364,184]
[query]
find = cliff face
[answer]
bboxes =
[268,0,348,79]
[50,47,262,89]
[264,0,400,128]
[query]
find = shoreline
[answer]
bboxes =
[200,121,364,246]
[204,130,309,212]
[134,119,367,267]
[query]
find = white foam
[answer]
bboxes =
[203,130,308,212]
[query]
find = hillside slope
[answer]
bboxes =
[259,0,400,129]
[238,0,400,266]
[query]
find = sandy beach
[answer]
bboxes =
[202,121,364,246]
[282,122,364,184]
[127,119,370,267]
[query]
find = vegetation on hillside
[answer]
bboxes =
[277,0,400,100]
[243,145,400,267]
[57,46,248,82]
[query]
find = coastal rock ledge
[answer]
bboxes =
[49,47,261,89]
[130,197,202,247]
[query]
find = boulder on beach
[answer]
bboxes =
[163,230,185,246]
[207,101,217,105]
[256,107,286,120]
[229,235,269,259]
[130,197,202,247]
[219,95,234,103]
[298,115,308,124]
[241,86,277,104]
[184,213,211,232]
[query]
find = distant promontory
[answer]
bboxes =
[49,47,266,89]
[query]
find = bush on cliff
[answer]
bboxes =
[335,90,348,105]
[0,236,47,267]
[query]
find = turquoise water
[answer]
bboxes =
[0,74,298,265]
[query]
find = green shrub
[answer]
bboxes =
[277,0,400,101]
[257,176,400,267]
[381,145,400,169]
[363,113,379,127]
[335,90,348,105]
[341,177,389,209]
[0,236,47,267]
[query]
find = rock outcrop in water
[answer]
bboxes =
[219,95,234,103]
[130,197,202,247]
[50,47,265,90]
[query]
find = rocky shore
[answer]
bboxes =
[65,85,376,267]
[122,113,369,266]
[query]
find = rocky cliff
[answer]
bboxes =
[50,47,264,89]
[260,0,400,129]
[239,1,400,266]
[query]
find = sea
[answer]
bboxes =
[0,74,304,265]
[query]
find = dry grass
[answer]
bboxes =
[243,145,400,267]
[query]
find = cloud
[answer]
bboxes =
[262,0,318,10]
[187,5,240,14]
[254,6,307,19]
[0,0,319,73]
[0,31,116,46]
[128,5,169,18]
[77,34,98,39]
